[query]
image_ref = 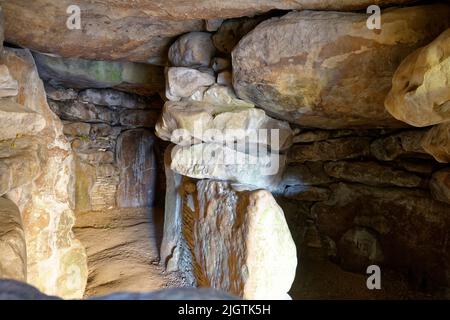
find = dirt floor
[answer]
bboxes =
[74,207,187,298]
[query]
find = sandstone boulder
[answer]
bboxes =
[0,198,26,281]
[385,29,450,127]
[1,1,419,64]
[181,179,297,299]
[0,65,19,97]
[0,148,41,196]
[232,5,450,129]
[1,48,88,299]
[33,53,164,96]
[168,32,216,68]
[116,129,157,208]
[0,100,46,140]
[165,67,215,101]
[430,169,450,205]
[170,143,286,190]
[156,98,292,150]
[422,122,450,163]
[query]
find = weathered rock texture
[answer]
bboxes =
[422,122,450,163]
[385,29,450,127]
[34,53,165,96]
[47,87,162,211]
[232,5,450,129]
[0,48,87,299]
[275,126,450,291]
[166,178,297,299]
[74,208,186,297]
[1,1,416,63]
[0,197,26,281]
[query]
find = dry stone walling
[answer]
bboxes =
[1,0,450,300]
[156,31,298,299]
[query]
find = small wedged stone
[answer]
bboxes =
[430,168,450,205]
[165,67,215,101]
[168,32,216,68]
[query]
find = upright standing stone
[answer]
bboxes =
[116,129,157,208]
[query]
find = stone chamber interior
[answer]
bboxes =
[0,0,449,300]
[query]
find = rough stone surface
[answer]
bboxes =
[79,89,157,110]
[166,67,215,101]
[422,122,450,163]
[289,137,371,163]
[33,53,165,96]
[0,198,26,281]
[232,5,450,129]
[0,279,234,300]
[312,182,450,287]
[170,143,286,190]
[74,208,186,297]
[116,129,157,208]
[181,179,297,299]
[0,99,46,140]
[213,16,266,54]
[156,99,292,150]
[324,161,423,187]
[1,1,419,64]
[0,48,88,299]
[0,147,41,197]
[0,65,19,97]
[385,29,450,127]
[168,32,216,68]
[430,169,450,205]
[119,109,159,128]
[371,130,428,161]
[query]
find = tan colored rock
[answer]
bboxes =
[385,29,450,127]
[0,100,46,140]
[232,5,450,129]
[0,197,26,281]
[324,161,423,187]
[1,1,416,63]
[0,65,19,97]
[166,67,215,101]
[430,168,450,205]
[168,32,215,68]
[289,137,371,163]
[63,122,91,137]
[170,143,286,190]
[183,179,297,299]
[0,149,41,196]
[422,122,450,163]
[1,48,87,299]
